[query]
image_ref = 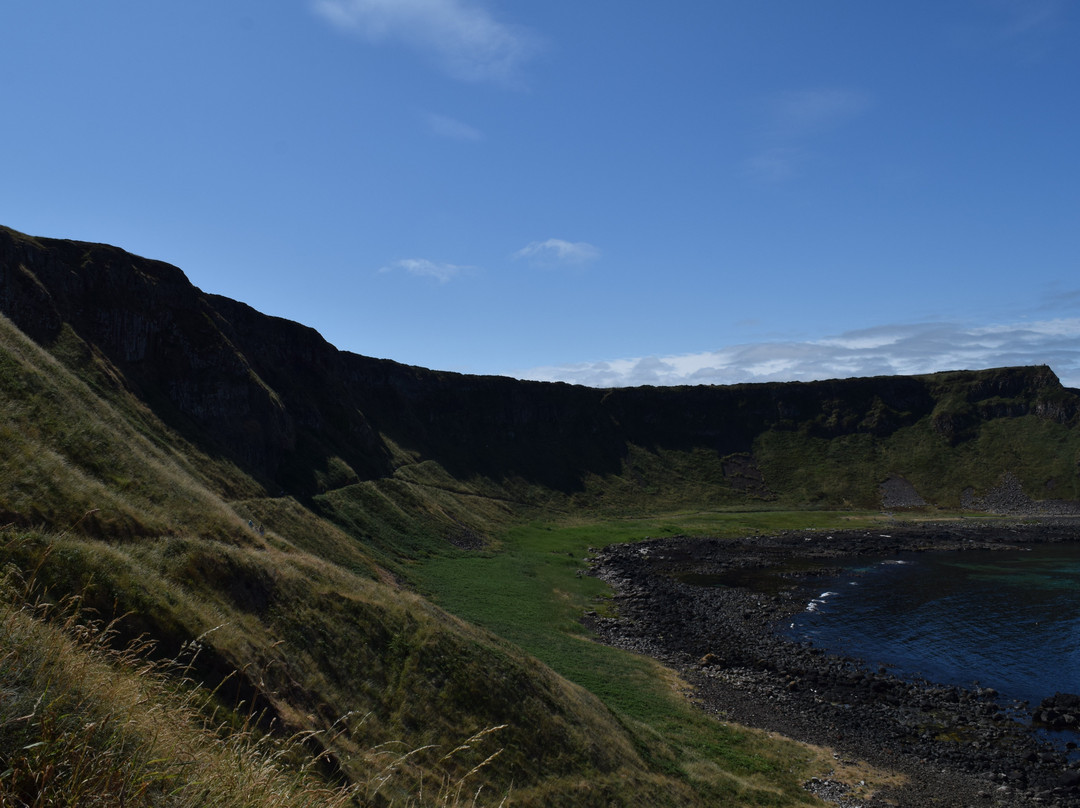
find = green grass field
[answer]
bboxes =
[412,510,895,806]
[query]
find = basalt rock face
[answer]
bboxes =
[2,224,1079,507]
[0,226,629,494]
[0,227,389,489]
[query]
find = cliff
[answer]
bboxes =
[3,223,1079,525]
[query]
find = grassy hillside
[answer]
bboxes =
[0,561,358,808]
[0,305,832,806]
[3,223,1080,805]
[0,314,680,804]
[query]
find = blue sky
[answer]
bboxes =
[3,1,1079,387]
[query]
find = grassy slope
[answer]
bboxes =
[0,317,256,538]
[6,223,1080,805]
[0,562,358,808]
[0,313,837,806]
[0,317,598,800]
[752,409,1080,509]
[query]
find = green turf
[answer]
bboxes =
[412,511,881,805]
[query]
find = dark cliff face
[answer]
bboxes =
[2,224,1077,505]
[0,227,386,488]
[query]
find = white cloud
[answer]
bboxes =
[425,112,484,141]
[380,257,470,283]
[311,0,538,84]
[514,239,601,265]
[513,318,1080,389]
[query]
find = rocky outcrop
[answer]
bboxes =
[1037,693,1080,730]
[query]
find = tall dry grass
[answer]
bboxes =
[0,552,509,808]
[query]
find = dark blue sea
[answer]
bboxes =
[782,542,1080,710]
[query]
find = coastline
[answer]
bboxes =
[585,518,1080,807]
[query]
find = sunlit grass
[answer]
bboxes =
[0,561,353,807]
[0,550,523,808]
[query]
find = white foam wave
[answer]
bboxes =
[805,591,840,612]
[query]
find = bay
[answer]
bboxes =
[782,542,1080,709]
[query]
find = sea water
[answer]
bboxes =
[782,542,1080,709]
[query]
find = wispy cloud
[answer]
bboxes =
[768,88,871,138]
[986,0,1065,41]
[743,147,803,183]
[744,87,870,183]
[953,0,1066,59]
[380,257,471,283]
[1038,287,1080,313]
[513,318,1080,389]
[425,112,484,141]
[311,0,539,84]
[1001,0,1064,37]
[514,239,601,265]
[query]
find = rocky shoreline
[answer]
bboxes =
[585,519,1080,807]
